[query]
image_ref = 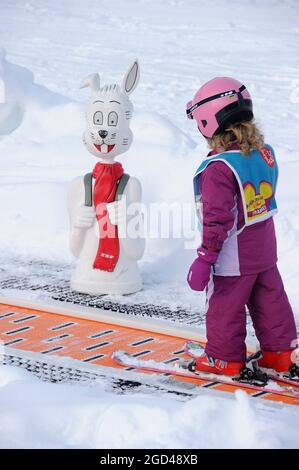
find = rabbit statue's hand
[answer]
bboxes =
[107,199,127,227]
[73,205,96,229]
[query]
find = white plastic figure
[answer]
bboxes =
[68,61,145,295]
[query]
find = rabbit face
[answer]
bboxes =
[81,61,140,162]
[83,86,133,160]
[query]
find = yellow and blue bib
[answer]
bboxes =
[193,144,278,226]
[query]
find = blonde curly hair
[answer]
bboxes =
[207,121,264,156]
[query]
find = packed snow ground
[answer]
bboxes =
[0,0,299,449]
[1,364,299,449]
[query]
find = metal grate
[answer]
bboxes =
[0,257,203,326]
[0,351,195,397]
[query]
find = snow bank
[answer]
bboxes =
[0,364,298,449]
[0,49,198,278]
[0,51,82,260]
[0,47,69,136]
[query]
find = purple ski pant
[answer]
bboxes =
[204,264,297,362]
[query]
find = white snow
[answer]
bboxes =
[0,0,299,448]
[1,364,299,449]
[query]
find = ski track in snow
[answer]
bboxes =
[0,0,299,448]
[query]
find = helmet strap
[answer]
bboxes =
[186,84,247,118]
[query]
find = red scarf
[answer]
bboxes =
[92,162,124,272]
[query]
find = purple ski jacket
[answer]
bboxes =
[199,145,278,276]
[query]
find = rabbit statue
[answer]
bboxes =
[68,60,145,295]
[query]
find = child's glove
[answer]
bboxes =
[187,246,219,291]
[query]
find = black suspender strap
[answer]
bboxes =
[83,172,93,207]
[115,173,130,201]
[84,172,130,207]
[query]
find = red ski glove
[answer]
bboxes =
[187,246,219,292]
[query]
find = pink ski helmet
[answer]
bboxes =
[186,77,253,138]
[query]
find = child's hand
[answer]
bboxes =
[187,246,218,291]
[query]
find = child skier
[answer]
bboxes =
[186,77,298,379]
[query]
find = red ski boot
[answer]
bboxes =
[190,353,245,377]
[258,350,298,373]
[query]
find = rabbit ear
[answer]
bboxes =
[122,60,140,95]
[80,73,101,94]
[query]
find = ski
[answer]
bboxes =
[112,350,299,399]
[184,340,299,390]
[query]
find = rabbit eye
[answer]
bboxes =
[93,111,103,125]
[108,111,118,127]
